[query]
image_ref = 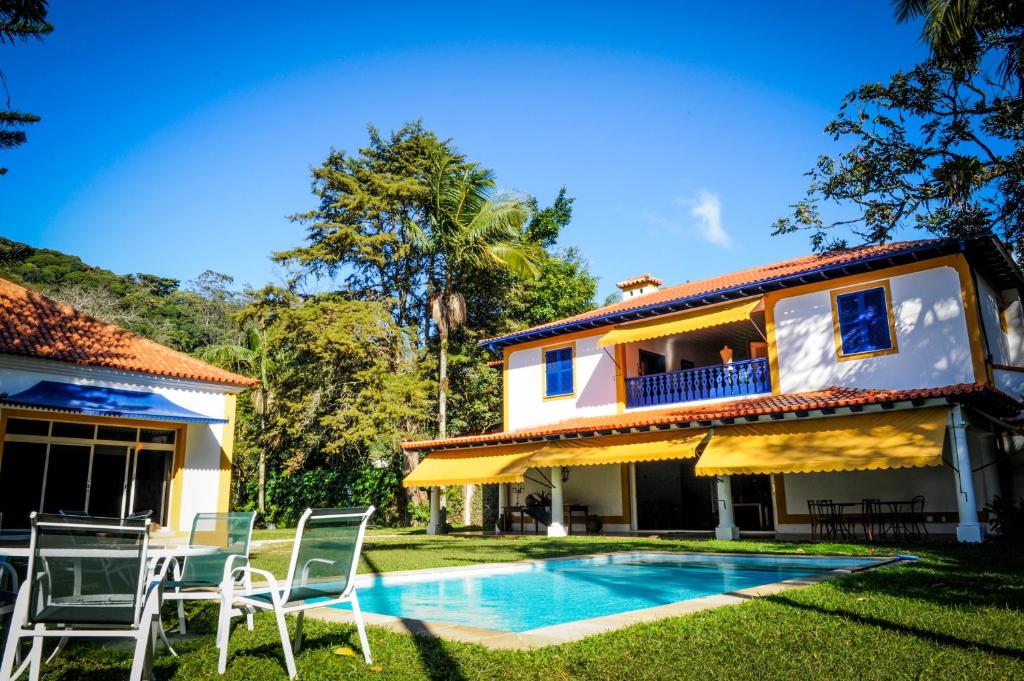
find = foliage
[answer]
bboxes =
[774,1,1024,257]
[0,236,243,352]
[0,0,52,175]
[984,494,1024,538]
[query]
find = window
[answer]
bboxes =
[544,345,574,398]
[832,284,897,358]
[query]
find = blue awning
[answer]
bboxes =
[0,381,227,424]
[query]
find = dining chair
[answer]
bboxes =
[0,512,172,681]
[904,495,928,539]
[216,506,375,680]
[162,511,256,634]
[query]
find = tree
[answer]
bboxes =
[416,152,541,440]
[199,322,278,518]
[277,122,443,331]
[774,1,1024,257]
[1,0,52,175]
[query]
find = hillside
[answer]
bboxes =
[0,236,242,353]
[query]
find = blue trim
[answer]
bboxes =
[482,238,965,353]
[0,380,228,424]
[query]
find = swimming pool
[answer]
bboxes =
[335,552,881,633]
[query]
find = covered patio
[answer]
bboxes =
[402,385,1020,543]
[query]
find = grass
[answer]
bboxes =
[28,534,1024,680]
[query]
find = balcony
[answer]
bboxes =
[625,357,771,408]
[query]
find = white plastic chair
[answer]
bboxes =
[216,506,375,679]
[0,512,172,681]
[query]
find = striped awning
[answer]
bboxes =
[596,298,761,348]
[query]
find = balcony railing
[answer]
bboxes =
[625,357,771,408]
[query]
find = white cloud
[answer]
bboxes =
[683,189,731,248]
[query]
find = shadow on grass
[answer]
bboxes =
[767,592,1024,660]
[361,552,466,681]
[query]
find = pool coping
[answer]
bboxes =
[306,550,904,650]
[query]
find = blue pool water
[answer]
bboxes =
[336,552,878,632]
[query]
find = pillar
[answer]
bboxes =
[497,483,508,533]
[950,405,984,543]
[547,468,567,537]
[715,475,740,540]
[427,486,441,536]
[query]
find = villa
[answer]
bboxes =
[0,278,253,533]
[404,235,1024,543]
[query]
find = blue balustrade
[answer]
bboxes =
[625,357,771,408]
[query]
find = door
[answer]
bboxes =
[0,441,47,529]
[638,350,667,376]
[88,445,131,518]
[41,444,91,514]
[636,459,718,530]
[131,449,173,525]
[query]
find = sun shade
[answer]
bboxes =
[693,407,950,477]
[0,380,227,424]
[403,429,710,487]
[402,443,539,487]
[596,298,762,348]
[528,429,709,467]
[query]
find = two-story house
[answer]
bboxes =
[403,235,1024,543]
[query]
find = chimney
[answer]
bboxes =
[616,274,662,299]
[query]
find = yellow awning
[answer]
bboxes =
[528,429,709,468]
[402,443,538,487]
[596,298,762,347]
[403,429,710,486]
[694,407,950,477]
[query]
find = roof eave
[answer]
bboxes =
[481,238,966,354]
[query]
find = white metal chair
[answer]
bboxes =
[162,512,256,635]
[216,506,375,679]
[0,512,172,681]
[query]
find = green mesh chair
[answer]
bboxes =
[217,506,375,679]
[0,512,172,681]
[162,512,256,635]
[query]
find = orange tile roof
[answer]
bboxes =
[403,383,1013,451]
[617,273,663,290]
[484,238,948,347]
[0,278,257,388]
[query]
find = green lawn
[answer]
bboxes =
[31,534,1024,680]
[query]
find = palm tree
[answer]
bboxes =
[895,0,1023,90]
[199,324,277,518]
[414,153,541,522]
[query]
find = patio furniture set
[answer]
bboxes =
[0,506,375,681]
[807,497,929,541]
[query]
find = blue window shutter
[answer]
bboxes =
[545,347,573,396]
[836,287,892,355]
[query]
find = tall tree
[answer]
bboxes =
[199,322,278,518]
[277,122,443,331]
[774,0,1024,256]
[416,152,541,441]
[1,0,52,175]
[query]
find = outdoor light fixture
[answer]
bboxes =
[561,467,570,483]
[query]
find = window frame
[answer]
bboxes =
[830,280,899,361]
[542,342,576,400]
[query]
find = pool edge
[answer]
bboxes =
[306,551,902,650]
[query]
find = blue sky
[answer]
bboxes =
[1,2,927,301]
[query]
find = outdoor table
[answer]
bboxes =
[0,542,221,561]
[566,504,589,535]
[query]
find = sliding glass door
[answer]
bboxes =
[0,416,178,528]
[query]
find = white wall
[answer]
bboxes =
[506,333,618,430]
[977,276,1011,366]
[0,355,235,532]
[773,265,977,393]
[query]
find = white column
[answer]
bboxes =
[547,468,567,537]
[427,486,441,536]
[950,405,984,543]
[715,475,740,540]
[463,484,474,526]
[497,483,508,533]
